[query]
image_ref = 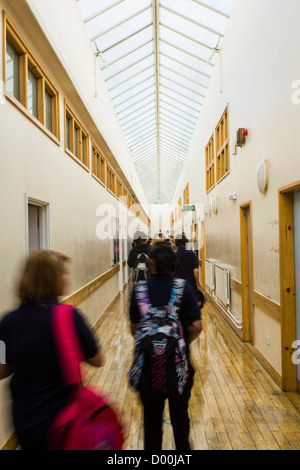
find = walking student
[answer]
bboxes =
[127,231,150,283]
[129,242,202,450]
[0,250,103,450]
[175,233,199,291]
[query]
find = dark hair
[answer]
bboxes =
[175,233,189,248]
[18,250,70,305]
[148,242,176,274]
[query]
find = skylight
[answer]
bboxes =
[77,0,235,203]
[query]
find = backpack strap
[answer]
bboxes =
[52,304,83,387]
[135,281,151,318]
[168,278,186,307]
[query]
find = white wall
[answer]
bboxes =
[172,0,300,375]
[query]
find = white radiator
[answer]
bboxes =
[205,259,215,291]
[215,263,231,306]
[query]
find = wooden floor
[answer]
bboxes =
[83,285,300,450]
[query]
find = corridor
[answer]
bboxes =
[1,0,300,451]
[84,287,300,451]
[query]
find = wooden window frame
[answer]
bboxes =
[116,178,122,199]
[178,197,182,220]
[92,142,106,187]
[205,133,215,193]
[215,106,230,184]
[183,183,190,205]
[3,13,60,143]
[64,101,90,172]
[106,163,116,195]
[122,186,128,207]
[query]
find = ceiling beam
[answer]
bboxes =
[153,0,161,203]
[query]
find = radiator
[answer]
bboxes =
[204,259,215,291]
[215,263,230,306]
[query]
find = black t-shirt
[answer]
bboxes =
[175,248,199,290]
[0,300,98,446]
[129,274,201,354]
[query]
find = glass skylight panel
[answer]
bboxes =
[109,66,154,96]
[105,54,154,89]
[160,7,220,49]
[159,55,208,94]
[82,0,151,36]
[160,87,201,114]
[122,109,156,131]
[160,101,198,126]
[160,119,193,139]
[160,65,208,95]
[159,73,205,104]
[123,117,156,137]
[160,127,190,146]
[97,25,153,63]
[112,76,155,107]
[161,0,229,32]
[115,85,155,114]
[100,42,153,79]
[90,6,152,52]
[159,41,211,84]
[118,97,155,121]
[78,0,115,19]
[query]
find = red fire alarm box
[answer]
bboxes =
[236,128,248,147]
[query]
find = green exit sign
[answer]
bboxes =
[183,205,195,212]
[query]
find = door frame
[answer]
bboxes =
[25,193,50,254]
[278,181,300,391]
[240,201,254,343]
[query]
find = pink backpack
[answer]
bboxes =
[45,305,124,450]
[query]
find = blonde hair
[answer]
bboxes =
[18,250,70,305]
[150,238,166,245]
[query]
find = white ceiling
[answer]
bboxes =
[77,0,235,203]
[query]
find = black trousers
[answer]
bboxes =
[139,370,194,450]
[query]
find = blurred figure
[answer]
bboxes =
[0,250,103,450]
[175,233,199,292]
[129,242,202,450]
[127,232,151,284]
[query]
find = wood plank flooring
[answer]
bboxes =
[82,286,300,450]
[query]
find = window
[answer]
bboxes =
[92,143,106,185]
[27,67,38,119]
[107,164,115,194]
[65,103,90,169]
[4,15,60,140]
[183,183,189,205]
[178,197,182,220]
[116,179,122,199]
[6,40,19,100]
[28,204,40,252]
[45,88,53,132]
[205,134,215,192]
[215,106,229,183]
[122,186,128,207]
[66,115,71,150]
